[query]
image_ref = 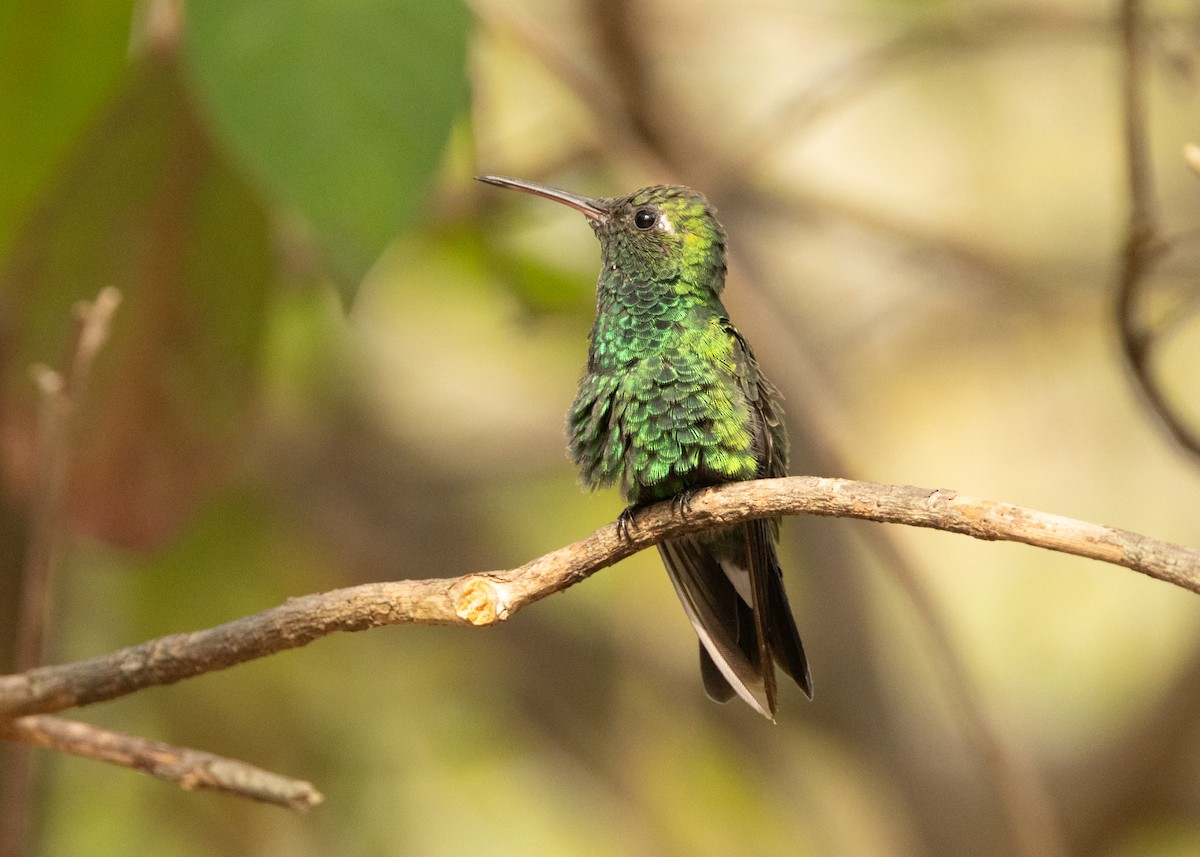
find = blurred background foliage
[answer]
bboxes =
[3,0,1200,855]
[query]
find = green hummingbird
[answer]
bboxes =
[477,175,812,718]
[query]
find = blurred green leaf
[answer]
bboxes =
[0,58,272,550]
[0,0,137,258]
[438,224,595,318]
[181,0,470,296]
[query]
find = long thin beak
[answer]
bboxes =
[476,175,607,221]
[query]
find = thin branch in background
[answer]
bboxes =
[12,287,122,675]
[1116,0,1200,459]
[728,8,1109,179]
[467,0,669,178]
[13,367,67,675]
[1055,641,1200,853]
[583,0,696,179]
[733,247,1069,857]
[1,287,122,857]
[0,715,322,812]
[467,0,673,181]
[853,512,1070,857]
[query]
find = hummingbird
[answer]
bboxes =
[477,175,812,718]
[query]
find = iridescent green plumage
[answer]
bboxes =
[478,176,812,718]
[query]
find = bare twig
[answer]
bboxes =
[1115,0,1200,458]
[0,476,1197,722]
[13,288,122,675]
[0,715,322,812]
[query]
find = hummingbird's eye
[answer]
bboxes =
[633,208,657,230]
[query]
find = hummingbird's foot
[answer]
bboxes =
[671,488,701,517]
[616,505,641,541]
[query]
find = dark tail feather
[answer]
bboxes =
[743,522,779,714]
[766,574,812,698]
[747,520,813,699]
[698,589,768,705]
[699,646,736,703]
[658,538,775,718]
[659,520,812,717]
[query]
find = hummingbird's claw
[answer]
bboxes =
[671,488,700,518]
[616,505,641,541]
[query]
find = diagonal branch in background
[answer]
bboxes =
[0,715,322,812]
[730,8,1111,179]
[2,475,1198,722]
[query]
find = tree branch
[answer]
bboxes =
[14,286,122,676]
[1,476,1197,722]
[1114,0,1200,459]
[0,715,322,812]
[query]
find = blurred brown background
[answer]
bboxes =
[3,0,1200,855]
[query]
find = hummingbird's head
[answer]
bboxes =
[476,176,727,294]
[596,185,727,291]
